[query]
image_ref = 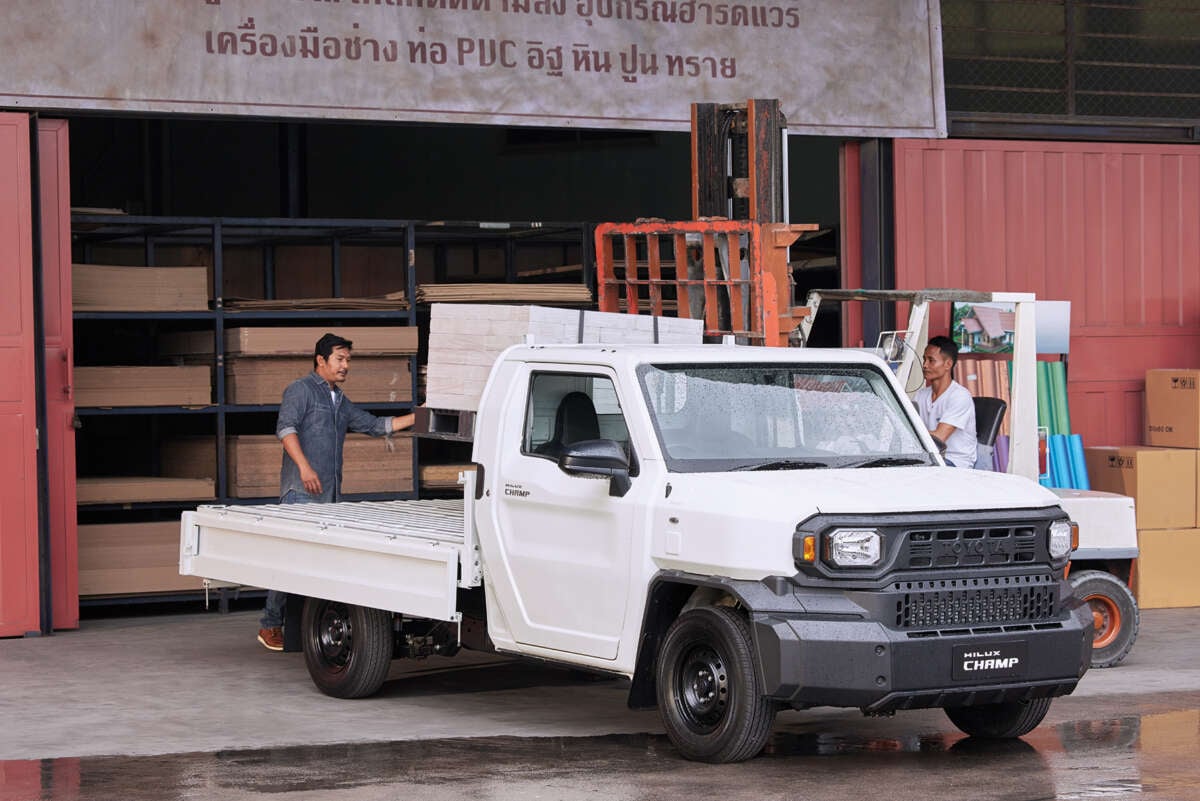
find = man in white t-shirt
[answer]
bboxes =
[914,336,977,468]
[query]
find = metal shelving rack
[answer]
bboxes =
[71,214,592,604]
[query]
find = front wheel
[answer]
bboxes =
[302,598,394,698]
[945,697,1052,739]
[656,606,776,763]
[1069,569,1139,668]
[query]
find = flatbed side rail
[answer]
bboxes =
[180,498,470,622]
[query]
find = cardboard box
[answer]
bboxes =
[1083,446,1197,530]
[1136,528,1200,609]
[162,434,413,498]
[1145,369,1200,448]
[76,476,215,505]
[73,264,209,311]
[74,366,212,407]
[78,521,208,596]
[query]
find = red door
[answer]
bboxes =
[0,113,40,637]
[39,119,78,630]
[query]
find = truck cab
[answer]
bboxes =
[474,343,1092,760]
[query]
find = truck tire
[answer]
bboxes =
[301,598,393,699]
[656,606,776,763]
[944,697,1052,739]
[1069,569,1139,668]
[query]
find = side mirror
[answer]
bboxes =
[559,439,632,498]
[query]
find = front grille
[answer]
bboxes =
[895,574,1057,629]
[905,526,1039,569]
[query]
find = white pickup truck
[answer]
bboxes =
[180,342,1093,763]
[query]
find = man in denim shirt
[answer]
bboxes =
[257,332,415,651]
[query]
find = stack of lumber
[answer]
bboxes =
[76,476,215,505]
[419,463,476,490]
[158,326,417,404]
[417,283,592,305]
[74,366,212,407]
[78,521,208,596]
[426,303,702,411]
[224,292,407,311]
[73,264,209,311]
[162,434,413,497]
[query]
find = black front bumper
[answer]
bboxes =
[752,599,1093,712]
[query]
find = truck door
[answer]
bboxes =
[489,366,637,660]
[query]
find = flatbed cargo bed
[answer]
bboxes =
[180,497,476,622]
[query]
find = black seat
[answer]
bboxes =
[974,396,1008,447]
[535,391,601,458]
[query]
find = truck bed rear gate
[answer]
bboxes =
[180,498,471,622]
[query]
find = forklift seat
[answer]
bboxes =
[974,396,1007,447]
[973,396,1007,471]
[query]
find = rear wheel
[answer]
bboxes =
[945,697,1052,739]
[302,598,394,698]
[1069,569,1139,668]
[656,606,776,763]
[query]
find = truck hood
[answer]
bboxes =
[669,466,1061,521]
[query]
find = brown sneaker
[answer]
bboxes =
[257,627,284,651]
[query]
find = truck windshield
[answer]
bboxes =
[638,363,931,472]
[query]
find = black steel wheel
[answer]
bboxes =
[945,697,1052,739]
[301,598,393,699]
[656,606,776,763]
[1069,569,1139,668]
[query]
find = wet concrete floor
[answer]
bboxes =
[6,693,1200,801]
[4,608,1200,800]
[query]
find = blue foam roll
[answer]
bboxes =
[1049,434,1071,488]
[1067,433,1090,490]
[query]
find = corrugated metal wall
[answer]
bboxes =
[893,138,1200,448]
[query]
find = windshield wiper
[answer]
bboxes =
[729,459,830,472]
[845,456,929,468]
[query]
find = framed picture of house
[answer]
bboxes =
[953,302,1016,354]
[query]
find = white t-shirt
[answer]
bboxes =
[915,380,977,469]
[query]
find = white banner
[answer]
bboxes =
[0,0,946,136]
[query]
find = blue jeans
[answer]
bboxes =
[259,490,319,628]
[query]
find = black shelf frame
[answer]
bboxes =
[72,214,423,508]
[71,213,594,515]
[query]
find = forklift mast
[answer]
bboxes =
[595,99,814,345]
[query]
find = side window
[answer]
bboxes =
[523,372,631,458]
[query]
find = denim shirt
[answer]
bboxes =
[276,371,390,502]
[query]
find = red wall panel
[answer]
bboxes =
[0,113,40,637]
[39,119,77,630]
[893,138,1200,448]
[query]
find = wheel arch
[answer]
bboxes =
[627,572,799,710]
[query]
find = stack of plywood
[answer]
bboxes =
[224,294,408,311]
[162,433,413,498]
[224,357,412,404]
[417,283,592,304]
[73,264,209,311]
[419,463,476,490]
[78,521,208,596]
[74,366,212,407]
[76,476,215,505]
[158,325,417,404]
[426,304,702,411]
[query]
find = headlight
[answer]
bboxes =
[826,528,882,567]
[1048,519,1075,559]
